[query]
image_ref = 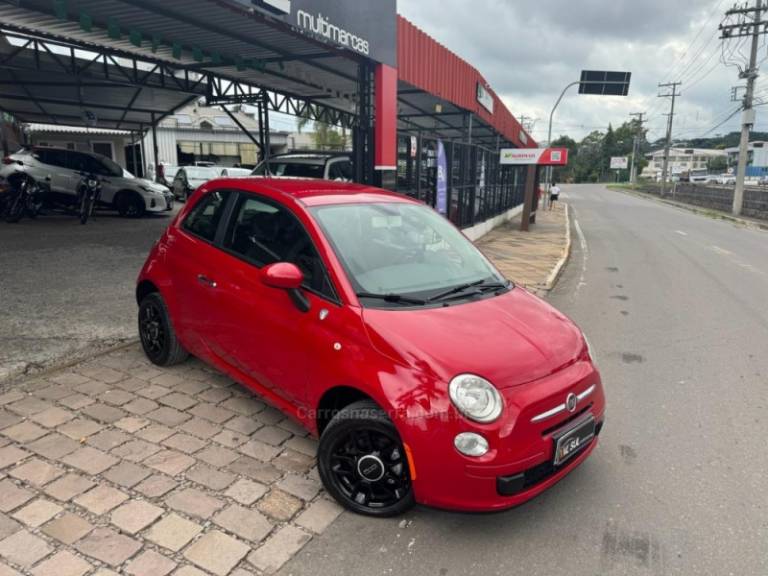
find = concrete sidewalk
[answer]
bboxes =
[477,201,570,295]
[0,204,572,576]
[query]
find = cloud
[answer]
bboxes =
[397,0,754,143]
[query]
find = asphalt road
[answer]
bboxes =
[0,207,177,382]
[278,184,768,576]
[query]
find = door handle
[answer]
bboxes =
[197,274,217,288]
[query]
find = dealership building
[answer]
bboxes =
[0,0,536,233]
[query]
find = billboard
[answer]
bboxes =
[225,0,397,66]
[499,148,569,166]
[610,156,629,169]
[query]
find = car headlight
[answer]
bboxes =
[140,186,163,196]
[449,374,503,423]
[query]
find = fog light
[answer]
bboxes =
[454,432,489,457]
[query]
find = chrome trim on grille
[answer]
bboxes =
[577,384,596,401]
[531,384,596,423]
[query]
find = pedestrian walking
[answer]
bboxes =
[549,182,561,210]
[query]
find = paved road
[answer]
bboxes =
[278,184,768,576]
[0,208,176,382]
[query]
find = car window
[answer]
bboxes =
[182,190,231,242]
[329,160,353,181]
[35,148,68,169]
[223,193,335,298]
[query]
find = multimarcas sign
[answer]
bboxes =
[225,0,396,66]
[296,10,369,56]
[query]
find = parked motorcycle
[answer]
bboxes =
[76,171,101,225]
[4,174,46,223]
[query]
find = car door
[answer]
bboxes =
[165,189,234,356]
[203,190,338,407]
[34,149,72,196]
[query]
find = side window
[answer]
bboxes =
[182,190,231,242]
[223,193,335,299]
[329,160,353,181]
[37,149,68,169]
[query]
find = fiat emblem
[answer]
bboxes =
[566,393,577,412]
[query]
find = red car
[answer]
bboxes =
[136,178,605,516]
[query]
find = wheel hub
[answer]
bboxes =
[356,454,386,482]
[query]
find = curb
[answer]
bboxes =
[608,185,768,231]
[0,337,139,390]
[541,203,572,294]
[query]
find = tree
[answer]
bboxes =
[708,155,728,173]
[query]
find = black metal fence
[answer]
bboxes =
[391,132,527,228]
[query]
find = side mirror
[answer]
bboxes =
[260,263,311,312]
[261,262,304,290]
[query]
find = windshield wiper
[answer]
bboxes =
[427,279,508,302]
[356,292,427,305]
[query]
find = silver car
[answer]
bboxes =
[171,166,222,201]
[0,147,173,217]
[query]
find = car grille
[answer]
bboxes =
[540,402,593,437]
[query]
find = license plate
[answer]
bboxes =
[553,416,595,466]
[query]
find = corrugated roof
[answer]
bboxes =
[397,16,535,148]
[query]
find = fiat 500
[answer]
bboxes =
[136,178,605,516]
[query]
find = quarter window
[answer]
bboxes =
[224,193,335,298]
[182,190,231,242]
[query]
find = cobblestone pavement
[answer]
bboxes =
[476,202,569,295]
[0,346,339,575]
[0,206,570,575]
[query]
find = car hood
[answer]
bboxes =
[361,287,585,389]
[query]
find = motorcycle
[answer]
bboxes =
[76,171,101,225]
[4,175,46,223]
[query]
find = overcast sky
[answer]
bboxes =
[398,0,768,145]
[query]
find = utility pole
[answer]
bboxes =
[658,81,681,196]
[720,0,768,216]
[629,112,646,184]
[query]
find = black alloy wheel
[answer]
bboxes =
[318,400,415,517]
[116,192,145,218]
[138,293,188,366]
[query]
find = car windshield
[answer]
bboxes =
[184,167,220,180]
[252,160,325,179]
[311,202,506,303]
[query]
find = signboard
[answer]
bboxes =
[500,148,569,166]
[225,0,397,66]
[610,156,629,169]
[578,70,631,96]
[477,83,494,114]
[410,136,418,158]
[436,140,448,215]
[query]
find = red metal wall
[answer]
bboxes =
[397,16,536,148]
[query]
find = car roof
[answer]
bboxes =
[212,177,418,207]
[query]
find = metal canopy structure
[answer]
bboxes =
[397,81,504,151]
[0,0,365,132]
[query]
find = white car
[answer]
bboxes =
[0,146,173,217]
[716,174,736,185]
[171,166,222,201]
[220,167,252,177]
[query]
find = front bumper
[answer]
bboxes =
[145,193,174,212]
[401,359,605,512]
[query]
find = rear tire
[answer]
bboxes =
[138,292,188,366]
[318,400,415,517]
[116,191,145,218]
[79,189,94,225]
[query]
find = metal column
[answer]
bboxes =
[150,112,159,182]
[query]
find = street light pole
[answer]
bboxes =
[546,80,580,203]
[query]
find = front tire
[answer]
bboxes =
[318,400,415,517]
[116,191,145,218]
[138,292,188,366]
